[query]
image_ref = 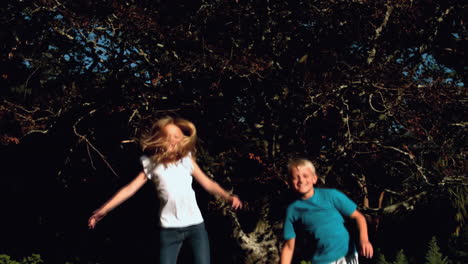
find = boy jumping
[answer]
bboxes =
[280,158,373,264]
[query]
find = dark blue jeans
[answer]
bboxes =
[159,223,210,264]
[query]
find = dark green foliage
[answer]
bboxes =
[376,249,409,264]
[0,254,42,264]
[393,250,409,264]
[425,237,449,264]
[448,186,468,237]
[376,236,455,264]
[376,253,391,264]
[0,255,20,264]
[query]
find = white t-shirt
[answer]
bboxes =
[140,154,204,228]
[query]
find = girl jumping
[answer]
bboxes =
[88,116,242,264]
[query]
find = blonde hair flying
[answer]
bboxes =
[140,116,197,164]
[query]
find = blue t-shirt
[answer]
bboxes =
[283,188,357,264]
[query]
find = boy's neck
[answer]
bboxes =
[301,188,315,200]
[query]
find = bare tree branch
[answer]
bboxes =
[367,3,394,64]
[73,110,119,177]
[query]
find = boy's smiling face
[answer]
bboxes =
[290,165,318,199]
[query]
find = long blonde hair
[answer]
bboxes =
[140,116,197,164]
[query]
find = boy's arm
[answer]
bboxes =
[280,238,295,264]
[350,210,373,258]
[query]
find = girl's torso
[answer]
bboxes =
[141,154,204,228]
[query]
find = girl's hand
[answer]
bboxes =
[88,210,106,229]
[230,195,243,210]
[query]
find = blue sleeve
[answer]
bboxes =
[283,206,296,240]
[332,189,357,217]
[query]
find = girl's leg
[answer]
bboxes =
[187,223,211,264]
[159,228,183,264]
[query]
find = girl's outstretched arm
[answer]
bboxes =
[88,172,148,229]
[191,159,243,210]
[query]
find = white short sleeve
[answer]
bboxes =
[140,155,154,180]
[182,152,194,174]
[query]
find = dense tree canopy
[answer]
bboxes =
[1,0,466,263]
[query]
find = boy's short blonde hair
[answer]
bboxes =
[287,158,316,176]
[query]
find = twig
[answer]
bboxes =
[352,140,432,185]
[369,92,387,113]
[367,3,394,64]
[73,110,119,177]
[86,144,96,170]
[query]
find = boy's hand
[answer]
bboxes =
[360,240,373,258]
[230,195,243,210]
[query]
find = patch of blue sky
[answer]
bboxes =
[84,46,93,54]
[22,60,32,68]
[408,48,417,58]
[123,49,132,56]
[137,72,151,84]
[73,31,114,72]
[94,46,108,57]
[134,70,150,79]
[92,63,109,73]
[48,45,59,51]
[98,37,112,50]
[88,32,98,41]
[416,53,456,80]
[349,42,364,52]
[300,22,316,29]
[390,121,405,134]
[83,56,93,67]
[399,51,463,86]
